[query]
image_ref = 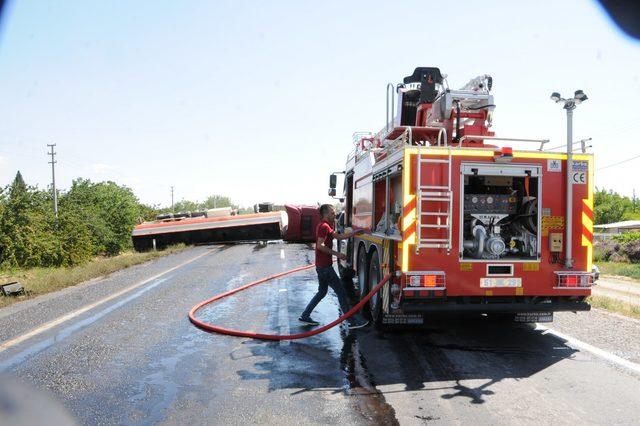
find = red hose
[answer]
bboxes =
[188,264,392,340]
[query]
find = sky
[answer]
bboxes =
[0,0,639,208]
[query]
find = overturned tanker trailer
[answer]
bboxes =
[132,205,320,251]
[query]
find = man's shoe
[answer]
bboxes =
[298,316,320,326]
[347,317,369,330]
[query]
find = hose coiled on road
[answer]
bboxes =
[188,264,391,340]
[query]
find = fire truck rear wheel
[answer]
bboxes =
[338,263,355,281]
[357,246,371,320]
[368,251,387,329]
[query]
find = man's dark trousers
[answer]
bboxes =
[301,265,351,318]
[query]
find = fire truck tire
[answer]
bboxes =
[338,262,355,281]
[338,262,358,304]
[357,246,371,319]
[368,251,385,329]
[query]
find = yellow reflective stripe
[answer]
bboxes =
[402,208,416,232]
[401,242,408,272]
[582,156,594,272]
[404,147,594,162]
[513,152,565,160]
[402,149,413,272]
[405,147,493,157]
[582,212,593,230]
[403,150,413,200]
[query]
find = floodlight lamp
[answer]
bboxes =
[574,90,588,104]
[550,92,561,102]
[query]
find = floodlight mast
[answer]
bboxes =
[550,90,588,268]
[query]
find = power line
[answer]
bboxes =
[597,153,640,171]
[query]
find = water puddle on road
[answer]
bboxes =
[339,333,399,425]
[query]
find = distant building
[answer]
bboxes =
[594,220,640,236]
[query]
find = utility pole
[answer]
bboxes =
[634,189,637,212]
[47,143,58,218]
[171,186,174,212]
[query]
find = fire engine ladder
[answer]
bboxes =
[415,146,453,254]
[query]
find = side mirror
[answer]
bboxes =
[328,174,337,197]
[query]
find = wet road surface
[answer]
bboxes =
[1,243,639,425]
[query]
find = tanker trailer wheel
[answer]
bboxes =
[368,251,388,330]
[357,246,372,320]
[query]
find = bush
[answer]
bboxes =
[612,232,640,244]
[622,239,640,263]
[609,252,630,263]
[62,179,140,256]
[0,173,142,269]
[594,239,617,262]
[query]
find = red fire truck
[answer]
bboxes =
[331,67,594,327]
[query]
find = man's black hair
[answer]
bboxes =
[318,204,333,218]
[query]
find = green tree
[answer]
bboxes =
[62,179,140,256]
[202,195,232,209]
[594,188,634,224]
[172,199,200,212]
[163,195,236,213]
[138,203,160,222]
[0,172,62,267]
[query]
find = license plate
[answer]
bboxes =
[514,312,553,323]
[480,278,522,288]
[382,314,424,325]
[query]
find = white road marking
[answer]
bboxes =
[0,276,171,371]
[277,281,290,346]
[537,324,640,375]
[0,249,212,354]
[280,249,285,259]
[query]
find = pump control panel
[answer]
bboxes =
[464,194,518,214]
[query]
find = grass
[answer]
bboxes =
[0,244,186,309]
[588,294,640,320]
[596,262,640,281]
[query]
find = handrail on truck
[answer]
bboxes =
[547,138,592,153]
[457,135,550,151]
[386,83,395,132]
[397,126,448,147]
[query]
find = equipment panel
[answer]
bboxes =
[463,194,518,214]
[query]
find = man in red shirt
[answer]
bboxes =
[299,204,368,329]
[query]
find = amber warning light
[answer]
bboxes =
[493,147,513,163]
[404,272,446,289]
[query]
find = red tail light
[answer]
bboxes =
[554,272,592,289]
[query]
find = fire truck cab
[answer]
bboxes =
[332,67,594,328]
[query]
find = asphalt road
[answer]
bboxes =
[1,243,639,425]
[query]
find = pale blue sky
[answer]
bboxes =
[1,0,639,207]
